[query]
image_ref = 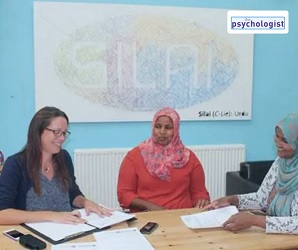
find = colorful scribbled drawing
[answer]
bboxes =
[54,15,239,111]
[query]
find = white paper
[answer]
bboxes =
[51,242,98,250]
[24,221,95,241]
[93,227,154,250]
[77,209,135,229]
[181,205,239,229]
[25,208,135,242]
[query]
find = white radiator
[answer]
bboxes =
[74,144,245,209]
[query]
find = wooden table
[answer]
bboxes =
[1,208,298,250]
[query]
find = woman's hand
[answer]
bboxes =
[195,199,210,209]
[84,199,113,216]
[50,210,86,224]
[223,212,265,231]
[130,198,165,212]
[204,195,239,211]
[146,203,165,211]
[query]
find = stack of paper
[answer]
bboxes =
[24,209,136,243]
[78,208,135,229]
[24,221,96,242]
[51,242,98,249]
[181,205,239,229]
[93,227,154,250]
[51,228,154,250]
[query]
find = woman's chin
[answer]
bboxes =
[156,140,170,146]
[278,152,295,159]
[277,151,285,158]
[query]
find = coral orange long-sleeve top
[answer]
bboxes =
[117,146,210,211]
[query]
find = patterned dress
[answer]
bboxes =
[238,158,298,234]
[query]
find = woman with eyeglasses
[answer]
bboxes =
[0,106,112,225]
[205,113,298,234]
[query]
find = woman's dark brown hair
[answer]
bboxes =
[20,106,70,195]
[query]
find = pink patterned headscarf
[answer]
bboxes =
[139,107,190,181]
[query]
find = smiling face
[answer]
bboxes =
[153,115,174,146]
[275,126,295,159]
[41,116,68,156]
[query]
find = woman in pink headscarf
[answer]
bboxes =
[117,107,210,212]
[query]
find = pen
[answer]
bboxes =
[63,231,85,240]
[84,222,96,228]
[84,221,111,231]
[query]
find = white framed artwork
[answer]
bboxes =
[34,2,254,122]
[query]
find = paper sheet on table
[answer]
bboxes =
[181,205,239,229]
[77,209,135,229]
[51,242,98,249]
[24,207,135,242]
[93,227,154,250]
[24,221,95,241]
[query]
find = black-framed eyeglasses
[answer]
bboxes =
[45,128,71,138]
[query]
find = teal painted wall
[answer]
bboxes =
[1,0,297,161]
